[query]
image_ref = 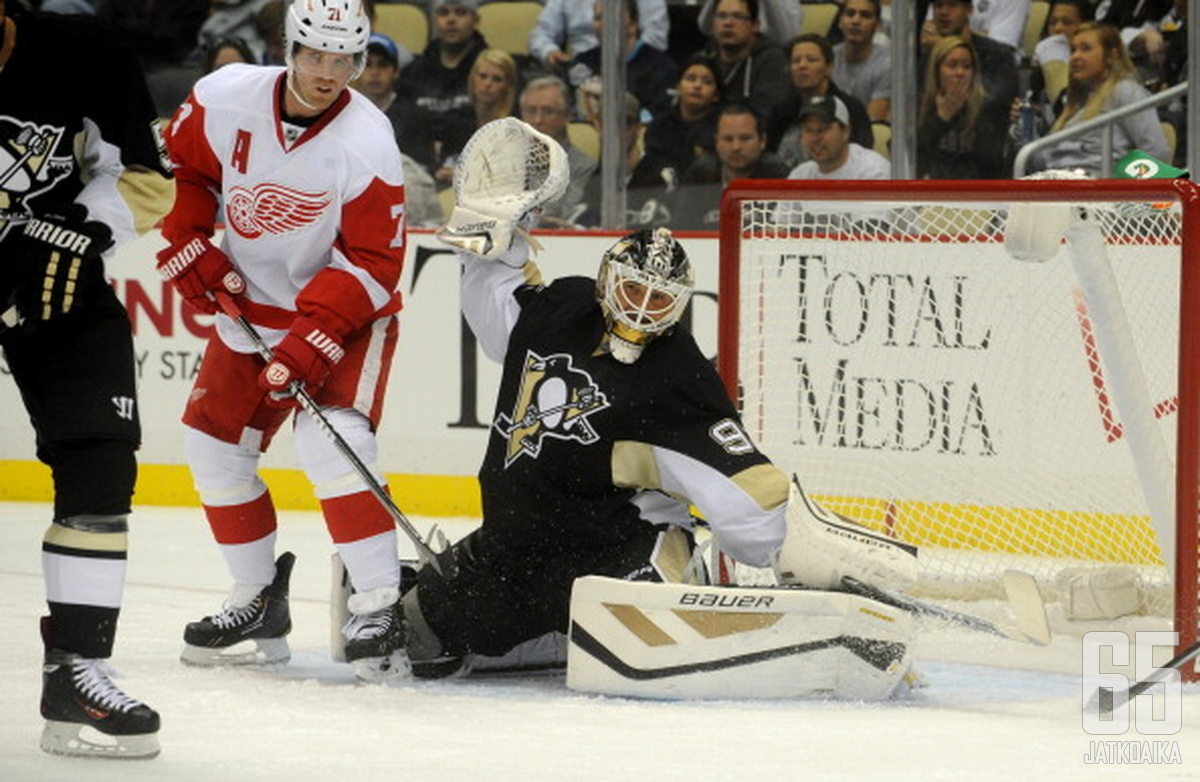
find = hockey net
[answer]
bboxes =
[717,179,1200,662]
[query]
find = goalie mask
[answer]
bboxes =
[285,0,371,81]
[596,227,694,364]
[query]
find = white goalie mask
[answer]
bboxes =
[285,0,371,80]
[596,228,694,364]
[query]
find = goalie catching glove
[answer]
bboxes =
[156,236,245,314]
[437,117,569,261]
[9,203,113,321]
[257,317,345,407]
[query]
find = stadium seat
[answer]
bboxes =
[567,122,601,162]
[1162,122,1178,165]
[1040,59,1068,104]
[478,1,542,56]
[1023,2,1050,59]
[374,3,429,57]
[871,121,891,161]
[801,3,840,37]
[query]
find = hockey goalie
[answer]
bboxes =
[336,118,923,699]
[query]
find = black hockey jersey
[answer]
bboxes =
[463,258,788,568]
[0,8,169,247]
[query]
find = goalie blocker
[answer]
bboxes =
[567,576,916,700]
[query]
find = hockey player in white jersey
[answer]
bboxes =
[156,0,410,681]
[394,118,920,684]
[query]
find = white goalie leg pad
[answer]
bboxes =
[1057,566,1144,620]
[566,576,916,700]
[775,475,918,592]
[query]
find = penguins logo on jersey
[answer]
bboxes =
[495,350,610,467]
[0,119,69,237]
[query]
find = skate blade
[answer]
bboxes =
[351,651,412,684]
[180,637,291,667]
[41,720,160,760]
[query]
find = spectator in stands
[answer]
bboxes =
[350,35,444,228]
[1030,0,1093,106]
[520,75,598,227]
[359,0,414,70]
[695,0,802,47]
[256,1,290,66]
[568,0,678,123]
[962,0,1030,52]
[96,0,210,116]
[788,95,891,179]
[197,0,273,63]
[1094,0,1174,86]
[577,93,672,229]
[920,0,1019,110]
[396,0,490,181]
[917,36,1011,179]
[772,33,873,170]
[641,54,724,191]
[674,103,790,230]
[1026,22,1169,176]
[833,0,892,121]
[530,0,669,72]
[203,37,257,73]
[699,0,791,133]
[429,48,522,188]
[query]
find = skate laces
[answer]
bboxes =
[71,659,143,713]
[343,606,395,641]
[211,595,263,630]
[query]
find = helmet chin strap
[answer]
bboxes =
[286,68,322,113]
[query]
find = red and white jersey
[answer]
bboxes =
[163,64,406,351]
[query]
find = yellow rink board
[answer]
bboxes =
[0,460,483,517]
[0,460,1163,566]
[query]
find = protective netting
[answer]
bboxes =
[727,193,1188,618]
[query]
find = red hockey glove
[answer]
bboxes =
[156,236,244,315]
[10,203,113,321]
[257,317,345,407]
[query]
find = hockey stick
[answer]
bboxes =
[1088,639,1200,717]
[212,290,456,577]
[841,570,1052,646]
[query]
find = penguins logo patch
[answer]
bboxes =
[495,350,609,467]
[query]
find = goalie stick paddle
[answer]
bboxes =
[840,570,1052,646]
[212,291,457,577]
[1087,639,1200,717]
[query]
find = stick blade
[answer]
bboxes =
[1002,570,1052,646]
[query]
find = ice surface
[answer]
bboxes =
[1,502,1196,781]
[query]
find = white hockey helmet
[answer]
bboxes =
[596,227,694,364]
[285,0,371,79]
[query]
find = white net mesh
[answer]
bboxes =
[725,186,1193,620]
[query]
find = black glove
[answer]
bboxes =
[10,203,113,321]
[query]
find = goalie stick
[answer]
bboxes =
[1087,639,1200,717]
[212,291,456,577]
[840,570,1052,645]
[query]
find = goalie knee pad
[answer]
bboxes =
[775,475,918,591]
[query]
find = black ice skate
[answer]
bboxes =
[181,551,295,666]
[40,650,161,759]
[343,600,410,682]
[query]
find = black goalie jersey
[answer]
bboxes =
[461,252,789,568]
[0,7,169,246]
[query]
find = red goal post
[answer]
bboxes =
[718,179,1200,669]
